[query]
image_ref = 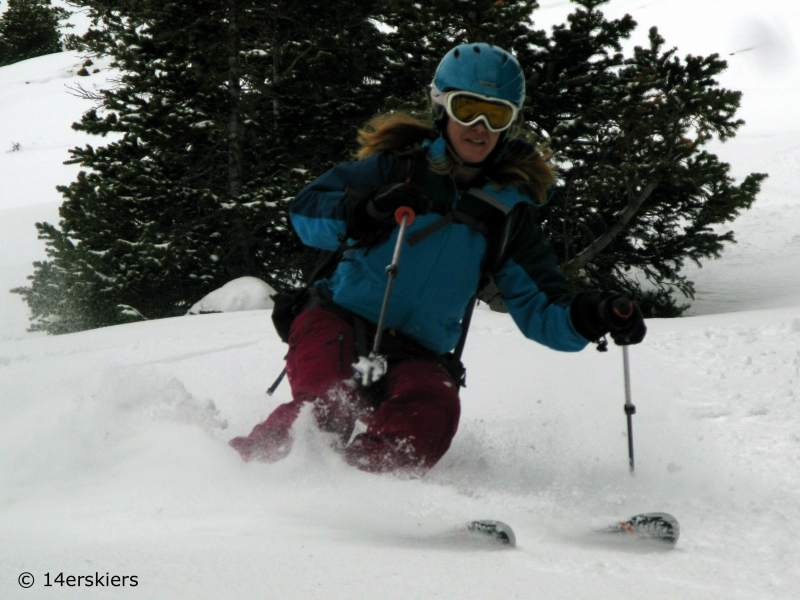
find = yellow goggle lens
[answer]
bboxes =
[449,94,515,130]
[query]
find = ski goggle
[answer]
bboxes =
[444,91,519,133]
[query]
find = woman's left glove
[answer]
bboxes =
[571,292,647,346]
[601,295,646,345]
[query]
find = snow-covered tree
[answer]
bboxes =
[13,0,387,333]
[378,0,765,316]
[13,0,765,332]
[526,1,766,315]
[0,0,69,66]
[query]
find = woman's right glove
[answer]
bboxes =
[366,183,431,223]
[570,291,647,346]
[347,183,431,239]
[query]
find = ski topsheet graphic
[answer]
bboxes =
[465,520,517,547]
[605,512,680,544]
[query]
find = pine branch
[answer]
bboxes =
[562,181,656,278]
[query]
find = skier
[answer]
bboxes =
[230,43,646,475]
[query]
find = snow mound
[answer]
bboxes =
[187,276,276,314]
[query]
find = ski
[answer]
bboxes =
[605,512,680,545]
[465,520,517,547]
[461,513,677,549]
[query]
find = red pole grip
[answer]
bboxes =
[394,206,416,226]
[611,297,634,319]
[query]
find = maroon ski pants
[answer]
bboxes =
[230,306,461,474]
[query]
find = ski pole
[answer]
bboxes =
[622,344,636,474]
[373,206,415,352]
[608,296,638,474]
[353,206,416,386]
[266,367,286,396]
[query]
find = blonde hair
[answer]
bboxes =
[486,136,556,204]
[355,111,556,204]
[355,111,435,160]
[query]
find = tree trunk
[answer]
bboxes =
[271,28,282,139]
[226,0,243,200]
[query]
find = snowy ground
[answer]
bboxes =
[2,1,800,598]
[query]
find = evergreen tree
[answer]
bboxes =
[13,0,765,332]
[526,0,766,315]
[13,0,387,333]
[377,0,548,113]
[378,0,765,316]
[0,0,69,66]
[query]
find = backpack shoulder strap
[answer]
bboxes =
[390,149,428,187]
[481,201,528,279]
[451,202,528,383]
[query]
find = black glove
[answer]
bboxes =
[571,292,647,346]
[601,294,647,345]
[366,183,431,223]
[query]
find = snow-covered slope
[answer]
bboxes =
[1,1,799,598]
[2,305,799,599]
[0,51,116,341]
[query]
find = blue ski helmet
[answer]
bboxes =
[431,43,525,109]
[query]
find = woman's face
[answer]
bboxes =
[446,118,501,165]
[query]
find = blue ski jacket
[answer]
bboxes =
[290,150,589,355]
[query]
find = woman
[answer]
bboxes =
[230,43,646,474]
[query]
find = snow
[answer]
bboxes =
[186,277,276,315]
[1,1,800,598]
[0,50,118,342]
